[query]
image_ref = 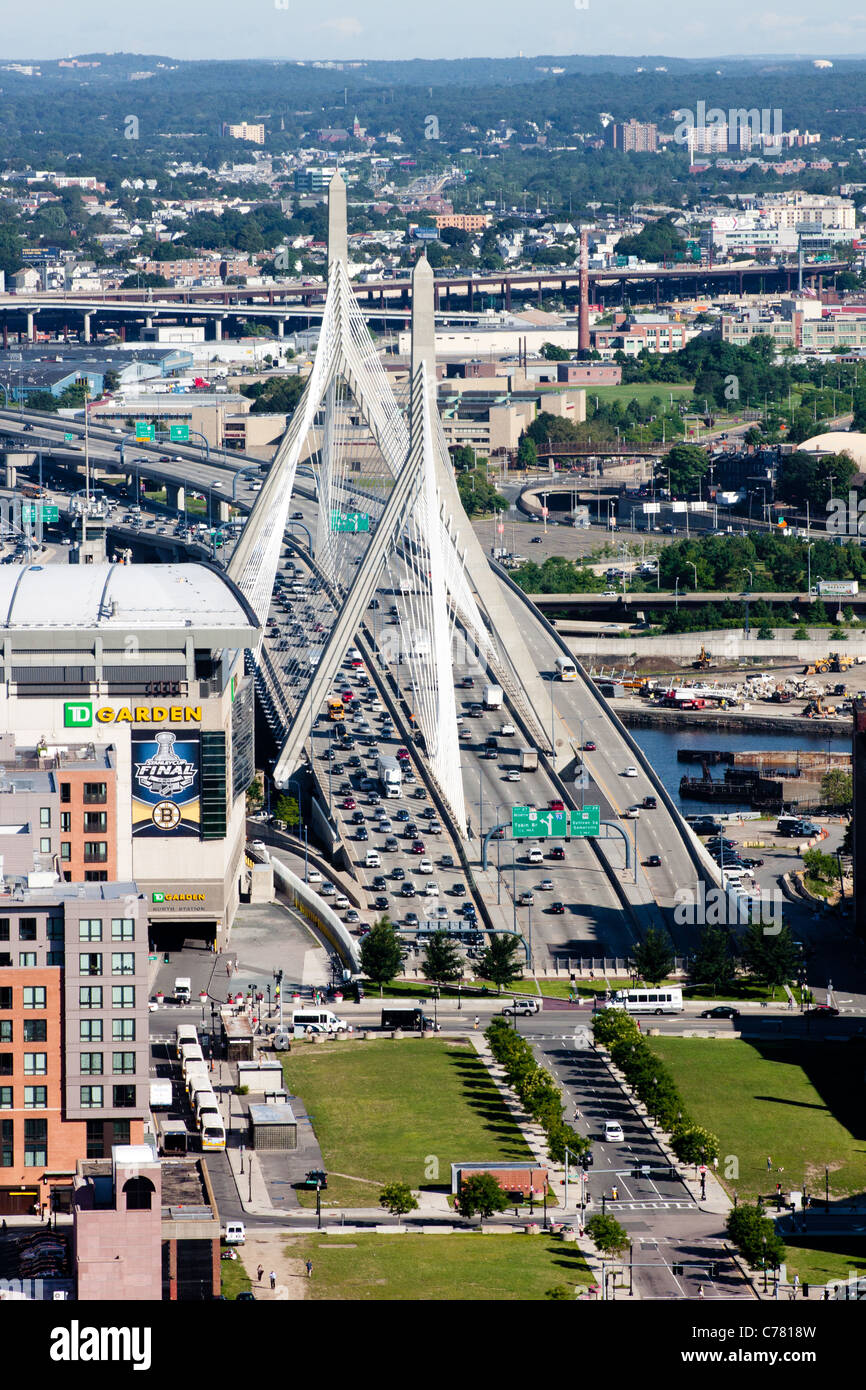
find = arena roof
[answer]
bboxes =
[0,562,259,642]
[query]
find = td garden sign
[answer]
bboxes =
[64,701,202,727]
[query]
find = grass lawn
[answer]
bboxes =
[220,1256,252,1300]
[280,1038,533,1209]
[782,1239,866,1288]
[646,1037,866,1202]
[580,382,695,408]
[284,1232,592,1301]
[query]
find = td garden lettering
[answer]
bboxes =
[97,706,202,725]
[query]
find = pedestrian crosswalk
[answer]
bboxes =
[614,1201,696,1211]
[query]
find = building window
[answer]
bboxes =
[0,1056,11,1076]
[112,1085,135,1108]
[123,1176,153,1211]
[112,1052,135,1074]
[23,1020,46,1043]
[1,1119,12,1166]
[23,1053,47,1075]
[83,843,108,864]
[18,954,37,969]
[111,919,135,941]
[24,1087,46,1109]
[112,1020,135,1042]
[86,1119,104,1159]
[0,956,10,969]
[80,1019,103,1042]
[111,953,135,976]
[80,1086,103,1109]
[60,812,70,833]
[79,986,103,1010]
[18,919,37,942]
[46,918,64,943]
[47,951,64,968]
[112,986,135,1010]
[79,953,103,977]
[84,871,108,883]
[0,1022,10,1044]
[0,989,11,1010]
[83,811,107,833]
[0,920,8,942]
[0,1088,11,1110]
[79,920,103,942]
[60,843,71,862]
[39,838,51,854]
[112,1120,130,1146]
[39,808,51,827]
[60,783,71,804]
[23,1118,47,1166]
[80,1053,103,1075]
[22,987,45,1010]
[83,783,107,805]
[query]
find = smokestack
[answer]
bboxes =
[578,230,590,354]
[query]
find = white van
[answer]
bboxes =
[176,1024,198,1056]
[184,1062,210,1095]
[291,1009,348,1037]
[180,1043,204,1070]
[224,1222,245,1245]
[201,1116,226,1152]
[194,1091,220,1127]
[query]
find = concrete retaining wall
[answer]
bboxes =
[270,853,361,973]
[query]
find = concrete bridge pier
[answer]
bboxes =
[214,317,224,342]
[26,312,36,342]
[277,319,285,338]
[82,312,91,344]
[164,481,185,512]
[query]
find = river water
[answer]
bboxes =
[629,723,851,815]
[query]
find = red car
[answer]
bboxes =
[411,841,426,854]
[342,797,356,810]
[350,659,363,669]
[549,799,565,813]
[584,741,597,752]
[397,747,409,759]
[342,689,354,702]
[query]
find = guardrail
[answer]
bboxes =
[268,852,361,973]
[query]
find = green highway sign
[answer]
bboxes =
[570,806,600,837]
[135,421,155,441]
[512,806,568,839]
[64,432,74,442]
[331,510,370,533]
[169,425,190,443]
[23,504,60,524]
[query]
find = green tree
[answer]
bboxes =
[359,918,403,996]
[671,1123,720,1166]
[457,469,507,518]
[584,1213,630,1256]
[820,769,852,810]
[449,445,476,472]
[240,376,305,415]
[476,933,524,992]
[726,1205,786,1270]
[592,1008,640,1047]
[802,848,839,884]
[688,926,736,996]
[741,922,799,990]
[517,434,538,471]
[246,776,263,811]
[422,930,463,984]
[379,1182,419,1218]
[661,443,709,495]
[541,342,571,361]
[632,927,675,986]
[273,794,300,829]
[455,1172,511,1221]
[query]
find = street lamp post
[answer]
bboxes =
[688,561,698,591]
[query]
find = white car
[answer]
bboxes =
[623,766,638,778]
[506,770,521,783]
[501,723,516,737]
[334,894,350,910]
[379,817,393,833]
[621,807,640,819]
[419,858,433,874]
[319,881,335,896]
[307,868,323,885]
[424,881,439,897]
[603,1120,624,1144]
[248,840,267,854]
[365,850,381,869]
[527,847,544,864]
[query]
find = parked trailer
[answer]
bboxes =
[156,1118,190,1156]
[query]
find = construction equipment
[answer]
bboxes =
[802,653,855,676]
[804,697,838,718]
[693,645,712,670]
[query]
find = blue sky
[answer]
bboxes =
[3,0,865,62]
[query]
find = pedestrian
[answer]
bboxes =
[0,1219,6,1236]
[256,1264,264,1284]
[611,1186,618,1201]
[473,1015,479,1030]
[767,1155,773,1172]
[269,1270,276,1290]
[793,1274,800,1296]
[636,1019,641,1033]
[306,1259,313,1279]
[697,1284,704,1300]
[713,1156,719,1172]
[773,1280,780,1300]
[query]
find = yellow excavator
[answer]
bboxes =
[802,653,855,675]
[693,645,712,670]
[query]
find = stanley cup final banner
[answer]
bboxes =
[131,731,201,838]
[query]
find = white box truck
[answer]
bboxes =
[174,977,191,1005]
[812,579,858,598]
[377,753,402,797]
[484,684,504,711]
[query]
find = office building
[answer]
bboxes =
[221,122,265,146]
[609,120,658,153]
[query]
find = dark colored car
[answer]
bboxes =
[451,882,466,896]
[460,676,475,688]
[372,875,388,890]
[374,896,389,910]
[740,857,765,869]
[805,1005,839,1017]
[391,866,405,881]
[550,901,565,914]
[700,1006,741,1019]
[643,796,657,810]
[356,827,369,841]
[411,841,426,854]
[644,855,662,867]
[549,846,566,861]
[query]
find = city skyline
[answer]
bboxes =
[0,0,864,64]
